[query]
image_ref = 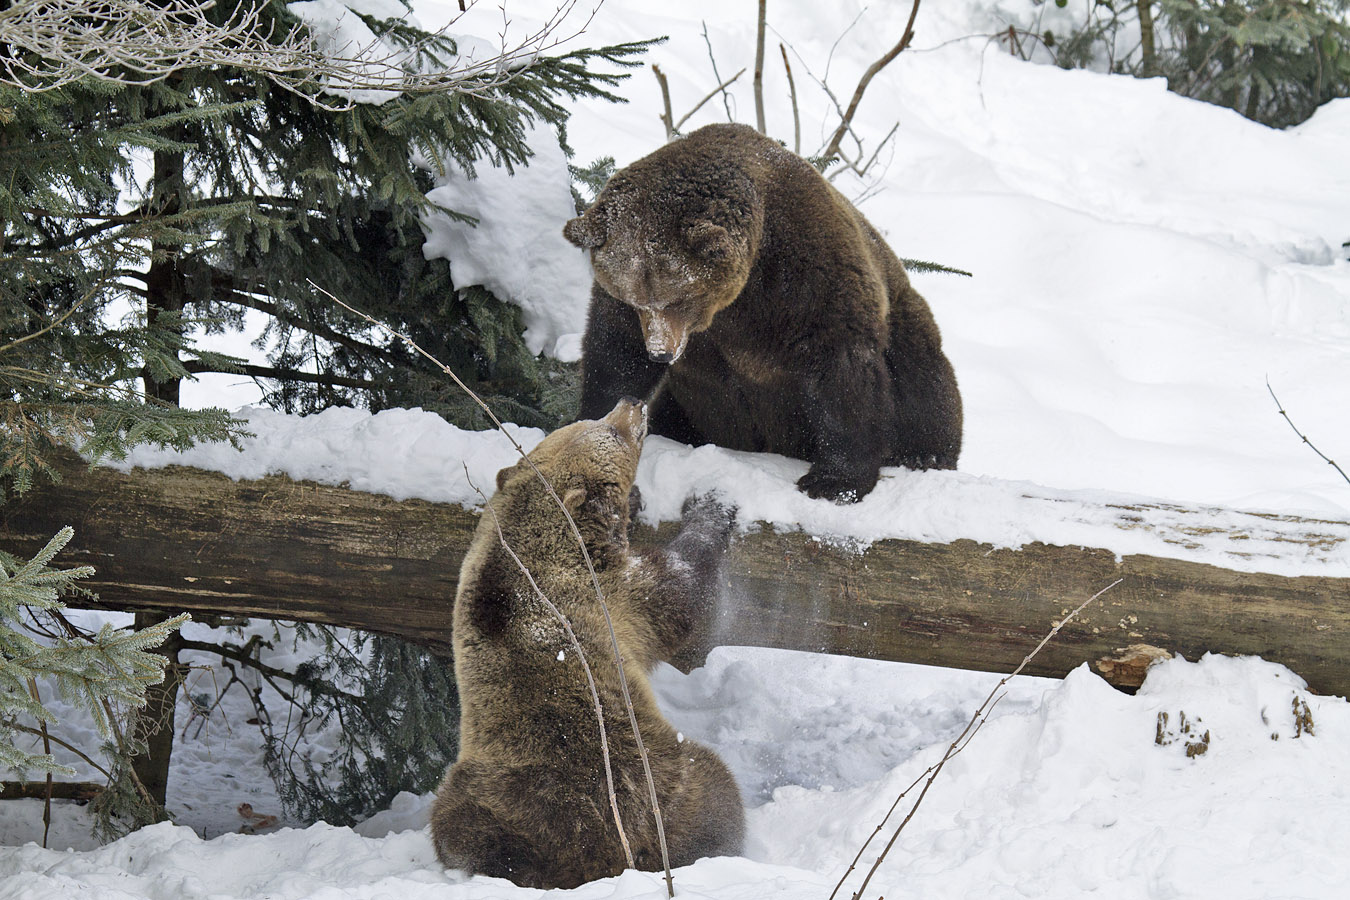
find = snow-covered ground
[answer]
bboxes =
[6,0,1350,897]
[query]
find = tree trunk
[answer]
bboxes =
[1137,1,1157,77]
[133,147,188,801]
[128,611,184,810]
[4,452,1348,695]
[143,148,186,405]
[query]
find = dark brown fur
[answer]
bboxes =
[565,123,962,503]
[429,399,744,889]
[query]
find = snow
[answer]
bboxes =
[4,652,1349,899]
[7,0,1350,897]
[420,118,593,359]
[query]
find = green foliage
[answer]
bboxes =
[569,155,617,212]
[3,1,652,835]
[0,527,186,785]
[249,627,459,826]
[3,2,655,485]
[1027,0,1350,127]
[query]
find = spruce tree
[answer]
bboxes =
[0,528,188,833]
[4,0,653,831]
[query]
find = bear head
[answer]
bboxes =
[564,160,761,364]
[492,397,648,550]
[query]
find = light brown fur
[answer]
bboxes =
[430,399,743,889]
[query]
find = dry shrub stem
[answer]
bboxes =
[1267,379,1350,487]
[311,282,675,896]
[753,0,767,133]
[653,63,746,141]
[465,470,636,870]
[830,578,1123,900]
[779,43,800,154]
[0,0,603,112]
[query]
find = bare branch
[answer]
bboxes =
[779,43,800,154]
[700,20,736,121]
[0,0,604,112]
[818,0,921,167]
[834,578,1124,900]
[652,64,676,141]
[673,69,746,134]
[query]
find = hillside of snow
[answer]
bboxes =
[6,2,1350,899]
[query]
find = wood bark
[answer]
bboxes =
[1,781,103,801]
[4,452,1348,695]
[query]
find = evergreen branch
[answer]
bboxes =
[902,257,974,278]
[5,723,103,778]
[181,360,387,392]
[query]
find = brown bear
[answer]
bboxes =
[429,397,744,889]
[564,122,962,503]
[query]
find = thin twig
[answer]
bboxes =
[0,284,98,358]
[673,68,746,134]
[7,724,114,781]
[701,20,736,121]
[833,578,1123,900]
[311,281,675,896]
[1267,379,1350,487]
[24,679,55,847]
[465,470,636,869]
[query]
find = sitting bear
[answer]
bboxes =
[430,398,744,889]
[564,122,962,503]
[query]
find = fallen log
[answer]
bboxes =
[0,781,102,802]
[3,452,1347,694]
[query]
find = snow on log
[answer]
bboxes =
[3,452,1347,695]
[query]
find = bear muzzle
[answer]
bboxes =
[603,396,648,445]
[637,309,691,364]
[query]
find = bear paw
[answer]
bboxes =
[796,467,879,504]
[680,493,737,543]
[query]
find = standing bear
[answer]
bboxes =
[430,398,744,889]
[565,122,962,503]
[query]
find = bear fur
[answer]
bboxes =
[429,398,744,889]
[564,122,962,503]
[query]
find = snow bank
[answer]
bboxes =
[111,404,1350,577]
[3,654,1346,899]
[420,119,592,360]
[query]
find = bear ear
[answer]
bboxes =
[562,486,587,513]
[495,465,515,491]
[563,209,607,249]
[685,221,733,261]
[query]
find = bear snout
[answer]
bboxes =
[604,396,648,444]
[637,308,691,364]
